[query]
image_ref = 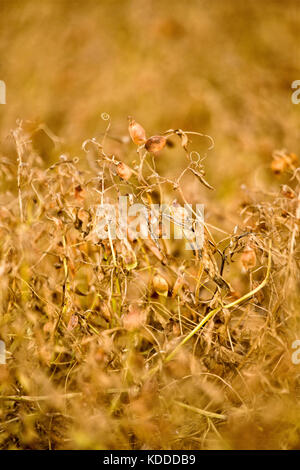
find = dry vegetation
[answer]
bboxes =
[0,0,300,450]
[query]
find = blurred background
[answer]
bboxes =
[0,1,300,450]
[0,0,299,205]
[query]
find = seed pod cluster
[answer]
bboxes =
[116,161,132,181]
[153,273,169,296]
[128,116,146,145]
[145,135,167,154]
[127,117,167,155]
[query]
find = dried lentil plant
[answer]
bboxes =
[0,117,299,450]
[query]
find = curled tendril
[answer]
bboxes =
[101,112,110,121]
[184,131,215,151]
[82,138,101,153]
[189,151,201,166]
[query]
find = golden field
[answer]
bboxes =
[0,0,300,450]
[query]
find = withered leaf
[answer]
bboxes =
[67,314,79,331]
[189,167,214,190]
